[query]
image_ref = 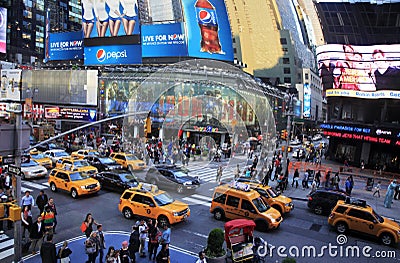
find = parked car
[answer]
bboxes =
[145,164,200,193]
[21,160,48,179]
[307,190,348,215]
[84,156,124,172]
[95,170,139,192]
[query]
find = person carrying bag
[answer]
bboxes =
[57,241,72,263]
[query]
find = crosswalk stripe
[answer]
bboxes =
[42,182,50,187]
[182,197,210,207]
[190,194,211,202]
[21,186,34,193]
[22,181,48,190]
[0,239,13,250]
[0,248,14,260]
[0,234,13,261]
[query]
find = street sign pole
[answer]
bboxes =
[14,110,22,262]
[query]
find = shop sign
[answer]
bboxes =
[323,131,391,145]
[193,125,219,133]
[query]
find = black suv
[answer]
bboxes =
[95,170,139,193]
[84,156,124,172]
[307,189,348,215]
[145,165,201,194]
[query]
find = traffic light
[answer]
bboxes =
[280,130,288,140]
[144,117,152,135]
[9,205,21,222]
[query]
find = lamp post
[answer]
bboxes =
[282,92,298,178]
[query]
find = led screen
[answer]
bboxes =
[0,7,7,54]
[47,32,84,61]
[317,44,400,99]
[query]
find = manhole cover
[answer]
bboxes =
[310,223,322,232]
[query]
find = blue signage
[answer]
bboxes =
[142,23,188,58]
[320,123,371,134]
[303,83,311,118]
[84,45,141,65]
[181,0,234,62]
[48,31,84,61]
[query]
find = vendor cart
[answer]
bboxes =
[224,219,256,263]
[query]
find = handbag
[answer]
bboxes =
[86,245,96,254]
[80,222,87,233]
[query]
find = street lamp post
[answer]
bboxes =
[281,92,297,179]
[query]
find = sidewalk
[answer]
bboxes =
[21,231,197,263]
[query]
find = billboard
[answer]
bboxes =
[317,44,400,99]
[48,32,84,61]
[142,23,188,58]
[0,7,7,54]
[84,44,141,65]
[303,83,311,118]
[44,106,97,122]
[0,69,22,102]
[182,0,234,61]
[81,0,140,39]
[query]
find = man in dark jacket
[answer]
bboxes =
[35,190,48,214]
[128,224,140,263]
[40,234,57,263]
[29,215,45,254]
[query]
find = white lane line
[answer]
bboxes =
[42,182,50,187]
[0,248,14,261]
[22,181,48,190]
[182,229,208,239]
[190,194,211,202]
[182,197,210,207]
[0,239,13,250]
[21,187,34,193]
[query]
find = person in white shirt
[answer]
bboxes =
[120,0,137,35]
[94,0,109,37]
[106,0,122,36]
[195,251,207,263]
[82,0,95,38]
[138,219,148,257]
[20,190,35,211]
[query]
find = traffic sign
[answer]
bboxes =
[21,155,30,164]
[2,156,15,165]
[8,164,21,176]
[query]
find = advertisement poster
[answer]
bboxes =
[317,44,400,99]
[303,83,311,118]
[45,106,60,119]
[0,7,7,54]
[104,79,137,115]
[0,69,22,102]
[181,0,234,61]
[44,106,96,121]
[142,23,188,58]
[84,44,142,65]
[48,31,84,61]
[81,0,140,38]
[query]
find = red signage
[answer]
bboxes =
[323,131,392,145]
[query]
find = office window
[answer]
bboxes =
[283,58,290,64]
[284,77,291,83]
[284,68,291,74]
[280,38,287,45]
[305,73,309,80]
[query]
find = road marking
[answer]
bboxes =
[0,248,14,261]
[182,197,210,207]
[21,187,34,193]
[42,182,50,187]
[190,194,211,202]
[0,239,13,250]
[0,234,14,262]
[182,229,208,238]
[22,181,48,190]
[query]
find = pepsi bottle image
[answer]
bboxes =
[195,0,223,54]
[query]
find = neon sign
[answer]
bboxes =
[323,131,391,145]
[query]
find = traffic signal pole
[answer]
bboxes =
[14,111,22,262]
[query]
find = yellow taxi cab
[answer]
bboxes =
[243,182,294,215]
[110,152,146,171]
[328,197,400,246]
[210,182,282,231]
[71,149,100,160]
[48,165,101,198]
[29,150,53,169]
[55,158,98,176]
[118,183,190,226]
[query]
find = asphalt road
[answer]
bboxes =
[2,154,400,263]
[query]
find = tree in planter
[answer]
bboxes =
[205,228,226,258]
[282,258,296,263]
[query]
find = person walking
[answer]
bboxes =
[234,164,241,180]
[41,205,55,236]
[21,205,33,239]
[57,241,72,263]
[40,234,57,263]
[195,251,207,263]
[325,171,331,188]
[29,215,45,255]
[333,172,340,190]
[138,219,148,258]
[148,220,161,261]
[83,213,100,238]
[373,181,381,197]
[156,243,170,263]
[97,224,106,263]
[345,177,352,195]
[292,169,299,188]
[302,170,309,190]
[128,224,140,263]
[315,170,321,188]
[119,241,131,263]
[394,183,400,200]
[36,190,48,214]
[20,190,35,211]
[384,180,397,208]
[85,231,100,263]
[160,224,170,245]
[45,198,58,233]
[216,166,223,183]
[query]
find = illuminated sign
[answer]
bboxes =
[48,31,84,61]
[320,123,371,134]
[193,125,219,132]
[84,45,141,65]
[44,106,96,122]
[0,7,7,54]
[317,44,400,99]
[44,106,60,119]
[323,131,391,145]
[303,83,311,118]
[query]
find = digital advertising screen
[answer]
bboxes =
[48,31,84,61]
[44,106,96,121]
[0,7,7,54]
[84,44,142,65]
[141,23,188,58]
[303,83,311,118]
[81,0,140,45]
[181,0,234,62]
[0,69,22,102]
[317,44,400,99]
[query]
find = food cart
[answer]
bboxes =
[224,219,256,262]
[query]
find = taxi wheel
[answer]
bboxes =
[71,188,78,199]
[213,209,225,221]
[123,208,133,219]
[335,222,348,234]
[380,233,394,246]
[314,205,323,215]
[158,215,169,226]
[176,185,184,194]
[256,220,268,232]
[50,183,57,192]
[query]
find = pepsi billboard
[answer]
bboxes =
[0,7,7,54]
[84,45,142,65]
[48,31,84,61]
[181,0,234,62]
[142,23,188,58]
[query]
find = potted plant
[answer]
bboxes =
[205,228,226,263]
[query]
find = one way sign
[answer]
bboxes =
[8,164,21,176]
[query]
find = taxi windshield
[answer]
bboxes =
[54,151,69,157]
[267,187,280,198]
[69,172,89,181]
[154,192,174,206]
[31,153,46,159]
[252,197,269,213]
[125,155,138,161]
[73,160,90,167]
[119,173,138,183]
[21,160,39,167]
[99,158,116,164]
[372,210,384,223]
[173,171,188,178]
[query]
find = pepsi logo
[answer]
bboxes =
[96,49,106,62]
[199,10,212,23]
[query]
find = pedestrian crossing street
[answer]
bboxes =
[0,232,14,261]
[188,165,235,183]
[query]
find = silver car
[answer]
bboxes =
[21,160,48,179]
